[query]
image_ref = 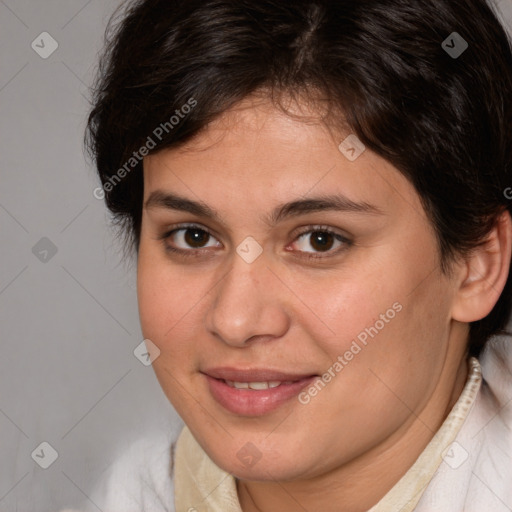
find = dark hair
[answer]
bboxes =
[86,0,512,356]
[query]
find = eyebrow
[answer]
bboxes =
[144,190,384,225]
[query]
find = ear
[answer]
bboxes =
[451,210,512,323]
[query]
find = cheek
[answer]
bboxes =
[297,263,404,358]
[137,245,199,349]
[307,245,450,381]
[137,256,169,340]
[136,251,205,410]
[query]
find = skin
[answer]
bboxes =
[137,95,511,512]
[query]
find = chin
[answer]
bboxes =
[228,462,298,482]
[207,444,312,482]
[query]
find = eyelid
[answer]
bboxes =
[291,224,351,239]
[158,222,217,239]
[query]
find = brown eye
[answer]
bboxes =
[163,225,222,251]
[292,227,350,256]
[183,228,210,248]
[309,231,335,252]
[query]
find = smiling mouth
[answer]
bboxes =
[203,369,319,416]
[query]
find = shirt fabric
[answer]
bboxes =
[79,334,512,512]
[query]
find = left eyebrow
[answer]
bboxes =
[264,194,384,226]
[144,190,384,226]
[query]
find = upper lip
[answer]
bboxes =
[202,367,317,382]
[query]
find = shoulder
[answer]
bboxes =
[464,335,512,508]
[85,431,178,512]
[417,335,512,511]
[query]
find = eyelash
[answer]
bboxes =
[158,223,352,261]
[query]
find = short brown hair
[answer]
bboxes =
[86,0,512,355]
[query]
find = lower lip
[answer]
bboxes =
[205,375,318,416]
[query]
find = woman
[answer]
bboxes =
[82,0,512,510]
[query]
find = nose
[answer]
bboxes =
[204,251,290,347]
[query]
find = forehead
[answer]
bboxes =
[142,95,426,223]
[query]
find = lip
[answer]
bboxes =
[202,367,318,416]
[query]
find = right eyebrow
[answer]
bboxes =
[144,190,221,220]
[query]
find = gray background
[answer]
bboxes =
[0,1,511,511]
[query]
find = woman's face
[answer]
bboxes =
[137,96,466,481]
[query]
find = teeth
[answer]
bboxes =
[225,380,283,390]
[248,381,271,390]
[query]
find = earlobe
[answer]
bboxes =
[452,210,512,323]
